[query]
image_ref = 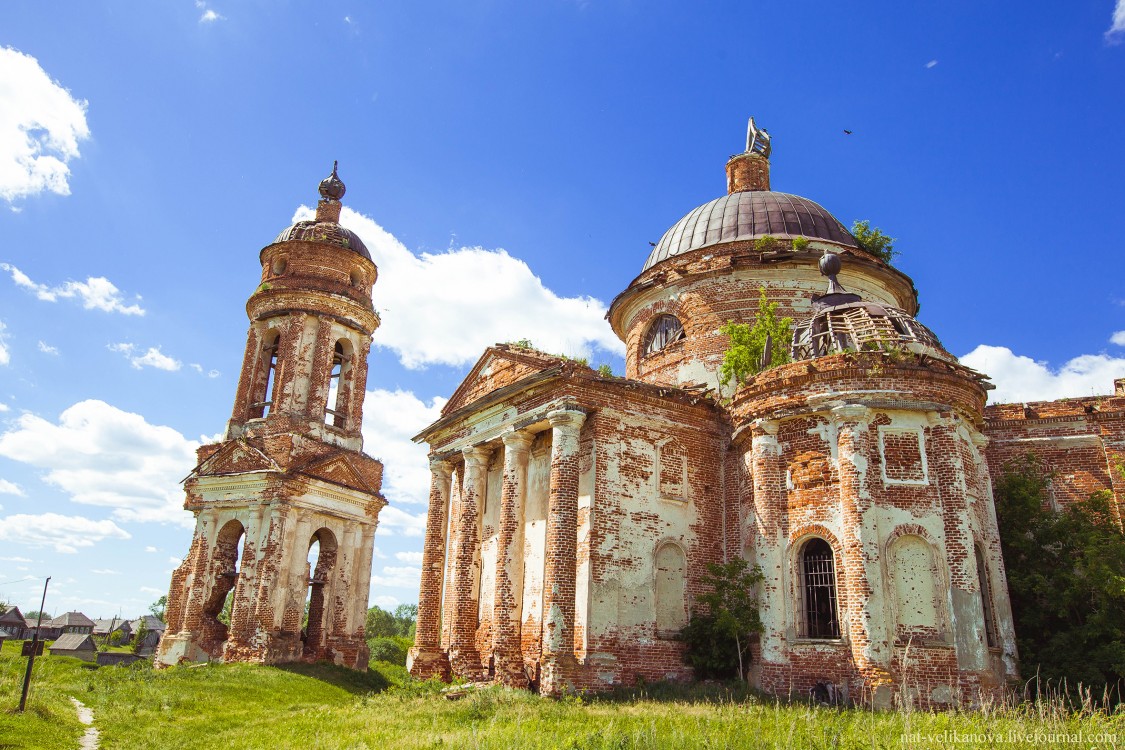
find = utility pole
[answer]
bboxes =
[18,576,50,713]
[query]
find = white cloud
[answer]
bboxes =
[37,340,59,355]
[376,505,427,537]
[200,9,224,22]
[0,399,199,525]
[0,479,24,496]
[0,264,145,315]
[90,568,119,575]
[0,403,8,412]
[925,60,938,69]
[0,556,33,562]
[0,47,90,203]
[108,343,181,371]
[144,545,158,553]
[369,594,399,608]
[189,363,222,378]
[395,550,424,564]
[1110,331,1125,346]
[1107,0,1125,41]
[0,512,130,553]
[371,565,422,590]
[0,320,8,365]
[292,206,624,369]
[361,389,445,506]
[960,344,1125,403]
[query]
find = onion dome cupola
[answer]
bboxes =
[608,118,920,390]
[790,252,951,362]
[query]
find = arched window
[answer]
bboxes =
[643,315,684,356]
[200,519,245,658]
[975,545,997,647]
[303,528,338,655]
[249,330,280,419]
[325,339,353,428]
[798,538,839,639]
[654,543,687,635]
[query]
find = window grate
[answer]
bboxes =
[800,539,840,639]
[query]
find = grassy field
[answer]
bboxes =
[1,641,1123,749]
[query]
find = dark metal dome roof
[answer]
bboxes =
[643,191,857,271]
[272,221,371,261]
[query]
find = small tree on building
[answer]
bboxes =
[719,289,793,387]
[680,558,764,681]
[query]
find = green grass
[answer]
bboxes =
[1,640,1123,749]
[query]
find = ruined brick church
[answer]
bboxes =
[153,126,1124,707]
[405,121,1125,706]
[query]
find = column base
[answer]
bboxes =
[154,631,212,668]
[539,654,576,697]
[449,647,488,682]
[493,653,530,689]
[407,647,451,681]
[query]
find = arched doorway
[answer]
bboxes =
[200,519,245,658]
[302,528,338,659]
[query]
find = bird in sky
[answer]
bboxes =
[843,129,853,135]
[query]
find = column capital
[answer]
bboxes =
[752,418,780,437]
[501,427,535,452]
[831,404,870,424]
[461,444,492,468]
[547,408,586,434]
[429,457,454,479]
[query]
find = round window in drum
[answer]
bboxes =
[643,314,684,356]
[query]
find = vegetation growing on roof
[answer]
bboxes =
[850,220,898,264]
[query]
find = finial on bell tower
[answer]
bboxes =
[316,161,346,223]
[726,116,772,193]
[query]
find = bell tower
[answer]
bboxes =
[157,164,386,670]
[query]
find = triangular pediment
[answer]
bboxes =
[193,439,279,478]
[441,345,564,416]
[297,452,379,495]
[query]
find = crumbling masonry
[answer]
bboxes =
[408,122,1125,706]
[157,166,386,669]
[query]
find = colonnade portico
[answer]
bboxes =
[409,406,587,694]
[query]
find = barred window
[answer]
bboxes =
[643,315,684,356]
[799,538,840,639]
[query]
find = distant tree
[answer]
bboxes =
[365,606,397,639]
[25,611,51,624]
[850,220,898,264]
[109,630,124,647]
[680,558,764,681]
[148,595,167,622]
[719,289,793,387]
[994,455,1125,696]
[132,617,149,655]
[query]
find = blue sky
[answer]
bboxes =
[1,1,1123,618]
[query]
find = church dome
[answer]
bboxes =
[272,221,371,261]
[269,162,372,261]
[643,191,857,272]
[790,252,950,362]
